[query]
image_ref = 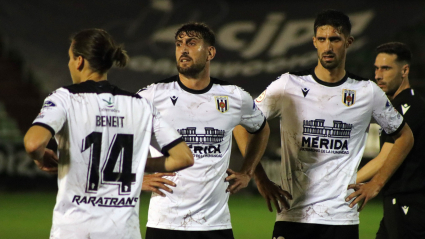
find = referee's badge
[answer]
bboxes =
[215,96,229,113]
[342,89,356,107]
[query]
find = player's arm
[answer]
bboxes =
[233,125,292,212]
[356,142,393,183]
[24,125,58,173]
[346,123,413,211]
[145,141,194,173]
[226,123,270,194]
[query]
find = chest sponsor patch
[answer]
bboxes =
[215,96,229,113]
[342,89,356,107]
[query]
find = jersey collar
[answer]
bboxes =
[310,68,348,87]
[177,75,214,94]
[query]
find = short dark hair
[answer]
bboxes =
[175,22,215,46]
[71,29,129,74]
[376,42,412,65]
[314,10,351,36]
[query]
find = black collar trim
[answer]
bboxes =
[311,68,348,87]
[177,76,214,94]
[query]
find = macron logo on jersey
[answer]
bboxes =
[401,104,410,115]
[301,87,310,97]
[170,96,178,106]
[43,100,56,108]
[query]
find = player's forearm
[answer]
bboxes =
[145,142,194,172]
[356,161,381,184]
[253,163,270,183]
[369,124,413,188]
[24,126,51,161]
[239,123,270,177]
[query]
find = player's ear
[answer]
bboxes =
[346,36,354,48]
[77,56,84,71]
[207,46,216,61]
[313,36,317,48]
[402,64,410,77]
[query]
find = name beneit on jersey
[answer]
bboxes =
[300,119,352,155]
[72,195,138,207]
[96,115,125,128]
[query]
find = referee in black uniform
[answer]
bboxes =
[357,42,425,238]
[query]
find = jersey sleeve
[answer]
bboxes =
[371,82,405,136]
[32,88,69,136]
[238,87,267,134]
[254,75,287,120]
[149,101,183,156]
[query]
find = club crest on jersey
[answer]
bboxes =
[215,96,229,113]
[342,89,356,107]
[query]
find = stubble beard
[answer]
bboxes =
[319,57,339,70]
[176,61,206,78]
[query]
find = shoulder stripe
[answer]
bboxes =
[346,72,369,81]
[289,69,313,77]
[156,75,179,84]
[63,80,141,98]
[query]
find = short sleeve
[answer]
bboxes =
[254,75,287,120]
[32,88,68,136]
[150,102,183,156]
[238,88,266,134]
[371,82,404,135]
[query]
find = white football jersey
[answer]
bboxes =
[255,69,404,225]
[32,80,182,239]
[138,76,266,231]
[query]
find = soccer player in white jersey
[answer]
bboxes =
[23,29,193,239]
[138,22,270,239]
[234,10,414,239]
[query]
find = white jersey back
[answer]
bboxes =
[32,80,182,239]
[138,76,266,231]
[255,69,404,225]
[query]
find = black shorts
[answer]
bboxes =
[272,221,358,239]
[376,193,425,239]
[145,227,234,239]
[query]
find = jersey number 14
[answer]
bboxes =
[82,132,136,194]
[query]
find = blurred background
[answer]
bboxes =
[0,0,424,238]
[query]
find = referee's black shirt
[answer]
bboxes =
[380,88,425,196]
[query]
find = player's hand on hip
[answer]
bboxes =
[225,168,251,194]
[346,182,381,212]
[256,178,292,213]
[34,148,59,174]
[142,173,176,196]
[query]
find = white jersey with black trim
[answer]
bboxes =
[255,69,404,225]
[138,76,266,231]
[32,80,182,239]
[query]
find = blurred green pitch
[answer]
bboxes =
[0,192,382,239]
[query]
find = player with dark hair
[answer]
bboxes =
[356,42,425,239]
[24,28,193,239]
[138,22,270,239]
[234,10,414,239]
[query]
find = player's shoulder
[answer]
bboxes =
[137,75,178,94]
[211,77,249,96]
[63,80,141,98]
[346,72,369,82]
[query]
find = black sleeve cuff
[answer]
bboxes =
[387,119,405,137]
[161,137,185,156]
[247,116,267,134]
[32,122,55,136]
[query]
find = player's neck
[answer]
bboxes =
[391,77,411,100]
[314,63,346,84]
[179,70,211,90]
[79,71,107,83]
